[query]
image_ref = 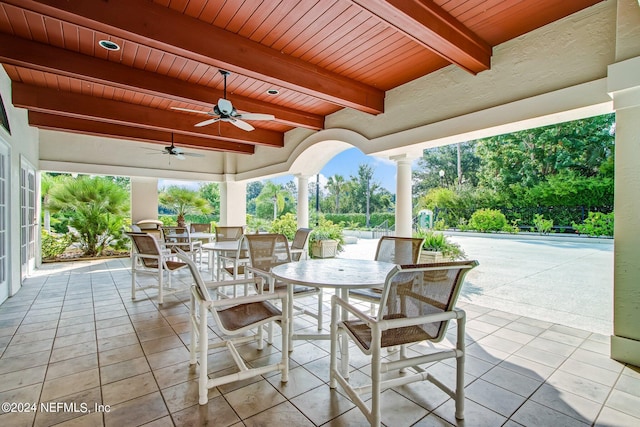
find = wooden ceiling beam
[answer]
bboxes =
[21,0,385,114]
[28,112,255,155]
[12,83,283,148]
[350,0,491,74]
[0,34,323,130]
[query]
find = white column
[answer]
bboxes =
[219,180,247,226]
[296,174,310,228]
[392,154,417,238]
[130,177,158,223]
[608,56,640,367]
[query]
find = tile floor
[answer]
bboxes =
[0,257,639,427]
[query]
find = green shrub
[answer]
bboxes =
[270,213,298,240]
[41,230,72,259]
[468,208,507,232]
[533,214,553,234]
[573,212,614,237]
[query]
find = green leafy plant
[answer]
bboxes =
[41,230,73,259]
[533,213,553,234]
[413,229,466,260]
[310,217,345,252]
[468,208,507,232]
[573,212,614,237]
[159,186,211,227]
[270,212,298,240]
[46,176,130,257]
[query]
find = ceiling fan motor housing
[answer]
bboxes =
[217,98,234,116]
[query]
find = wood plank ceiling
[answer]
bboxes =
[0,0,603,156]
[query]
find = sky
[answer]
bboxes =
[159,147,406,193]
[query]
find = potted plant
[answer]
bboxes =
[414,229,466,281]
[310,218,345,258]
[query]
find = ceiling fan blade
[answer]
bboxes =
[194,117,221,127]
[175,153,186,160]
[171,106,211,115]
[182,152,205,158]
[238,113,275,121]
[229,118,254,131]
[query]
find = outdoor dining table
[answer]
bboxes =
[272,258,395,376]
[190,232,216,242]
[202,240,244,280]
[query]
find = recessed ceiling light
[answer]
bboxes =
[98,40,120,51]
[266,89,279,95]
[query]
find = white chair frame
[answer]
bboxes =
[175,250,290,405]
[330,261,478,427]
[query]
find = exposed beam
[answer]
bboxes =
[20,0,384,114]
[28,112,255,155]
[350,0,491,74]
[12,83,283,147]
[0,34,323,130]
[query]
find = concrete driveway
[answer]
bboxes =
[339,232,614,335]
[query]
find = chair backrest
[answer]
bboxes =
[290,228,312,261]
[162,226,191,244]
[174,249,213,303]
[245,233,291,273]
[127,232,163,268]
[375,236,424,264]
[377,260,478,342]
[130,224,142,232]
[190,223,211,233]
[215,226,244,242]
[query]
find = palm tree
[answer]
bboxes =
[325,174,346,213]
[159,186,211,227]
[256,182,290,220]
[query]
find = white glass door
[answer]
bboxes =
[0,141,8,303]
[20,159,36,280]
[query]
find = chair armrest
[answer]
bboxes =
[377,309,463,331]
[208,289,288,310]
[202,276,263,291]
[331,294,376,325]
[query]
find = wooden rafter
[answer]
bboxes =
[12,83,284,147]
[0,34,323,130]
[19,0,385,114]
[28,112,256,155]
[350,0,491,74]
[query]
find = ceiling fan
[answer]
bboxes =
[171,70,275,131]
[145,135,205,160]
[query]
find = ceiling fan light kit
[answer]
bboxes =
[171,70,275,131]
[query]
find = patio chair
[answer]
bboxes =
[161,226,203,265]
[245,233,323,339]
[126,232,188,305]
[215,226,244,242]
[219,235,250,283]
[189,223,211,233]
[330,260,479,427]
[349,236,424,309]
[175,249,289,405]
[290,227,312,261]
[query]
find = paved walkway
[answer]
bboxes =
[339,233,614,335]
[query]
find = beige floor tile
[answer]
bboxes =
[224,379,287,420]
[104,391,169,427]
[46,353,99,380]
[99,343,145,366]
[102,372,159,406]
[172,395,240,426]
[0,365,47,393]
[100,356,151,385]
[290,384,355,426]
[40,368,100,402]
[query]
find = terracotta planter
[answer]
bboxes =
[311,239,338,258]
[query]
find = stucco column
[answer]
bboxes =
[608,56,640,367]
[219,180,247,226]
[392,154,417,237]
[296,174,310,228]
[130,177,158,223]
